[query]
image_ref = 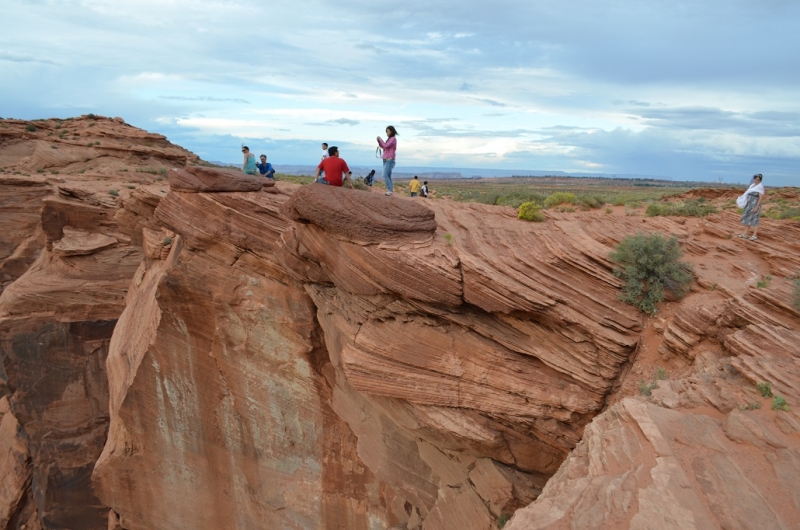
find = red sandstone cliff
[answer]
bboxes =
[1,117,799,529]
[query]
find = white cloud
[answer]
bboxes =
[0,0,798,184]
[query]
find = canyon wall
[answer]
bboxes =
[1,117,799,529]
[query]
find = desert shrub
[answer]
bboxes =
[163,237,173,245]
[646,200,718,218]
[108,189,119,196]
[640,380,657,396]
[772,396,790,411]
[610,233,693,314]
[756,381,773,397]
[544,192,576,208]
[87,113,96,119]
[739,402,762,411]
[605,207,613,214]
[443,233,453,246]
[793,278,800,310]
[497,514,511,528]
[158,167,168,176]
[577,195,604,210]
[655,367,668,380]
[25,124,37,132]
[518,201,545,222]
[756,275,771,289]
[351,177,370,191]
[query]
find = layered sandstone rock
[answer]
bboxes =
[2,117,800,529]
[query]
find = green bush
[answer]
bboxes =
[793,278,800,310]
[108,189,119,197]
[772,396,790,411]
[577,195,604,210]
[610,233,693,314]
[544,192,576,208]
[756,381,772,397]
[518,201,545,222]
[646,199,718,218]
[25,124,37,132]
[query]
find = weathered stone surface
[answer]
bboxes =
[0,397,31,527]
[168,165,264,193]
[52,227,117,256]
[0,177,50,293]
[3,116,800,529]
[282,184,437,243]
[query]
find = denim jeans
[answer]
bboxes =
[382,159,395,192]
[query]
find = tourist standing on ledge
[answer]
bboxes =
[738,173,766,241]
[377,125,398,196]
[256,154,275,179]
[319,142,328,183]
[241,146,257,175]
[409,175,421,197]
[315,146,354,188]
[421,181,429,198]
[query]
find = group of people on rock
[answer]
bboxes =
[241,147,275,179]
[242,125,428,198]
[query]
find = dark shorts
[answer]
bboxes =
[410,192,418,197]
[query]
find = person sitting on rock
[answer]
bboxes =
[256,154,275,179]
[241,146,257,175]
[314,146,354,188]
[409,175,421,197]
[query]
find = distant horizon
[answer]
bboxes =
[206,160,754,186]
[3,0,799,187]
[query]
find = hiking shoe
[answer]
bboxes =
[749,236,758,241]
[385,191,393,196]
[737,234,747,238]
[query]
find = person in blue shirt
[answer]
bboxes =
[256,154,275,179]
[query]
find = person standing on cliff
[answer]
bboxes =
[409,175,421,197]
[241,146,257,175]
[314,146,354,188]
[317,143,329,183]
[738,173,766,241]
[377,126,398,196]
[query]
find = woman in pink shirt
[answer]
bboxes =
[377,125,398,196]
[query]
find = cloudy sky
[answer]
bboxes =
[2,0,799,184]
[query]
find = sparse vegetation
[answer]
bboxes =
[756,381,773,398]
[158,168,168,176]
[127,185,136,189]
[605,207,613,214]
[772,396,790,411]
[443,233,453,246]
[793,278,800,310]
[25,124,37,132]
[518,201,545,222]
[544,191,577,208]
[646,199,718,218]
[108,189,119,197]
[163,237,173,245]
[756,275,771,289]
[739,402,762,411]
[610,233,693,314]
[640,367,668,396]
[640,379,657,396]
[351,177,370,191]
[50,170,59,174]
[497,514,511,528]
[87,113,96,119]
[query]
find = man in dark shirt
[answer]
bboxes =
[315,146,354,188]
